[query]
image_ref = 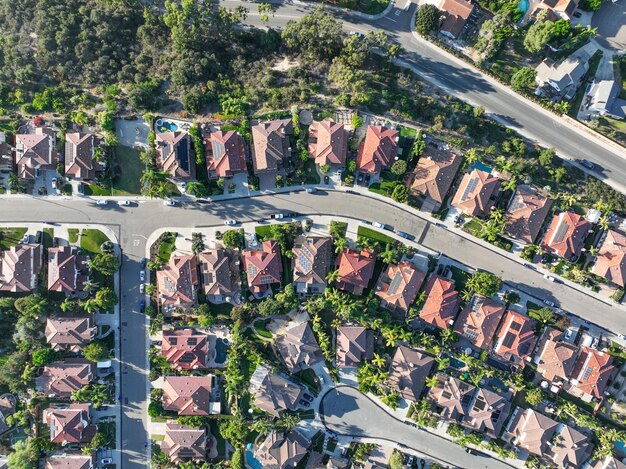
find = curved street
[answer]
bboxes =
[320,385,513,469]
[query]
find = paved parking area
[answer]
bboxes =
[592,0,626,51]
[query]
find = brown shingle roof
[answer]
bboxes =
[375,262,426,315]
[47,246,89,295]
[419,275,460,329]
[156,255,199,314]
[292,236,333,295]
[0,243,42,292]
[541,211,591,260]
[155,131,195,180]
[464,388,511,438]
[36,358,94,398]
[251,119,293,174]
[536,327,579,382]
[335,248,376,295]
[356,126,398,174]
[387,345,435,402]
[44,455,94,469]
[198,249,241,300]
[592,229,626,287]
[308,119,348,167]
[243,240,283,293]
[161,422,208,464]
[43,403,96,445]
[205,130,247,178]
[438,0,474,38]
[64,133,100,180]
[14,127,59,179]
[161,329,208,371]
[408,148,462,208]
[505,186,552,243]
[336,326,374,368]
[493,310,538,366]
[451,169,501,217]
[250,366,304,417]
[570,347,616,399]
[162,376,216,416]
[547,424,593,468]
[427,373,475,421]
[255,431,309,469]
[45,317,95,352]
[453,296,506,350]
[275,321,324,373]
[509,408,560,457]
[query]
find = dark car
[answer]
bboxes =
[465,448,487,457]
[580,159,594,169]
[141,258,147,267]
[345,189,357,194]
[395,230,415,241]
[303,393,314,402]
[299,399,311,407]
[435,222,446,228]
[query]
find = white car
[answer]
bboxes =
[139,284,145,294]
[372,221,385,229]
[101,458,113,465]
[163,200,176,206]
[306,187,318,194]
[140,270,145,281]
[51,178,57,189]
[118,200,131,206]
[224,220,237,226]
[180,182,187,192]
[544,299,556,307]
[96,199,108,206]
[543,274,556,282]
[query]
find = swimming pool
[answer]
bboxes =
[157,120,179,133]
[215,338,229,364]
[518,0,529,13]
[246,444,262,469]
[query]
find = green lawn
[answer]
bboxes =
[68,228,79,244]
[112,145,143,195]
[0,228,27,250]
[357,225,394,245]
[526,301,543,314]
[399,126,417,138]
[84,184,111,196]
[255,225,274,240]
[462,218,483,237]
[597,116,626,148]
[80,229,109,254]
[368,174,398,197]
[293,368,322,393]
[157,233,177,264]
[253,319,273,338]
[303,159,321,184]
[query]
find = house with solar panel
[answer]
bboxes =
[155,131,195,180]
[451,168,501,218]
[292,235,333,297]
[204,130,247,179]
[242,240,283,298]
[492,310,538,369]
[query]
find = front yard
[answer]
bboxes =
[357,225,394,245]
[0,227,27,250]
[80,229,109,254]
[112,145,143,195]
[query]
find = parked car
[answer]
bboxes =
[372,221,386,229]
[565,329,573,340]
[543,274,556,282]
[163,200,176,206]
[139,284,145,294]
[140,270,145,281]
[303,393,314,402]
[395,230,415,241]
[180,181,187,192]
[224,220,237,225]
[299,399,310,407]
[345,189,357,194]
[273,213,285,219]
[118,200,131,206]
[306,187,318,194]
[141,258,147,267]
[580,159,594,169]
[101,458,113,465]
[96,199,108,205]
[544,299,556,307]
[21,234,29,243]
[435,222,446,228]
[51,178,57,189]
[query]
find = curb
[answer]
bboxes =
[290,0,395,20]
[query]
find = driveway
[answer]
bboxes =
[320,386,513,469]
[591,0,626,51]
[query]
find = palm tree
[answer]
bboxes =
[558,192,578,208]
[465,148,481,165]
[598,214,610,231]
[82,298,99,314]
[333,237,347,254]
[370,317,383,331]
[326,269,340,284]
[372,353,386,368]
[436,356,450,371]
[331,319,341,330]
[83,279,99,293]
[8,172,21,192]
[461,289,473,302]
[501,176,517,192]
[440,327,457,345]
[425,375,439,389]
[380,248,399,264]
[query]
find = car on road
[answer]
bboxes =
[372,221,386,229]
[163,200,176,206]
[465,448,486,456]
[580,159,594,169]
[101,458,113,465]
[96,200,108,206]
[303,393,314,401]
[345,189,357,194]
[544,299,556,307]
[306,187,318,194]
[141,258,147,267]
[139,284,145,294]
[395,230,415,241]
[197,199,212,204]
[140,270,145,281]
[138,300,145,313]
[118,200,131,206]
[273,213,285,219]
[543,274,556,282]
[224,220,237,225]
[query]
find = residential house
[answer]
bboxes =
[44,455,94,469]
[493,310,538,367]
[45,317,96,352]
[47,246,90,296]
[250,119,293,174]
[64,132,102,180]
[162,375,220,416]
[589,457,626,469]
[336,326,374,369]
[156,255,200,315]
[387,345,435,402]
[451,169,501,217]
[463,388,511,438]
[454,296,506,351]
[504,186,552,244]
[0,131,12,172]
[308,119,348,167]
[254,430,309,469]
[155,131,195,180]
[506,409,592,467]
[36,358,95,398]
[437,0,474,39]
[161,329,208,371]
[586,80,626,120]
[591,229,626,286]
[569,347,617,401]
[292,235,333,296]
[406,144,462,213]
[419,275,460,329]
[204,130,247,179]
[535,327,579,383]
[356,125,398,174]
[198,249,242,304]
[243,240,283,295]
[43,404,97,445]
[0,243,42,292]
[535,43,594,100]
[335,248,376,295]
[0,394,17,435]
[161,422,208,465]
[14,127,59,180]
[249,365,304,417]
[375,261,426,317]
[532,0,580,20]
[427,373,475,422]
[275,321,324,373]
[541,211,591,261]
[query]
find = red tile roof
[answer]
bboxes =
[504,186,552,243]
[570,347,616,399]
[375,262,426,315]
[14,127,59,179]
[541,211,591,260]
[156,255,199,314]
[493,310,537,366]
[592,229,626,286]
[0,243,42,292]
[438,0,474,38]
[419,275,460,329]
[251,119,293,174]
[292,236,333,295]
[205,130,247,178]
[155,131,195,180]
[255,431,309,469]
[308,119,348,167]
[43,403,96,445]
[47,246,89,295]
[162,376,216,416]
[161,329,208,370]
[64,133,101,180]
[356,126,398,174]
[453,296,505,350]
[198,249,241,300]
[509,408,560,457]
[243,240,283,293]
[451,169,501,217]
[335,248,376,295]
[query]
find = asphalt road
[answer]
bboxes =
[320,386,513,469]
[223,0,626,193]
[3,191,625,467]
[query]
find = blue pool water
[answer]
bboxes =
[158,121,179,132]
[616,440,625,452]
[518,0,529,12]
[442,353,466,370]
[215,338,229,364]
[246,444,263,469]
[473,162,493,173]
